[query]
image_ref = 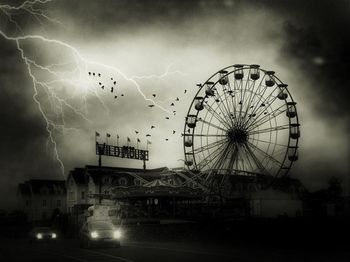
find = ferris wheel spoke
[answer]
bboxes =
[191,134,227,137]
[196,142,228,170]
[240,144,257,172]
[249,124,289,135]
[221,87,236,127]
[190,138,228,154]
[246,141,282,167]
[203,104,231,129]
[227,143,240,174]
[246,104,286,131]
[211,141,232,172]
[197,118,227,133]
[245,93,281,129]
[211,88,233,123]
[249,137,288,148]
[240,81,257,126]
[242,80,279,127]
[242,74,269,125]
[226,81,237,118]
[214,91,235,127]
[243,143,270,176]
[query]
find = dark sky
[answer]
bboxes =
[0,0,349,210]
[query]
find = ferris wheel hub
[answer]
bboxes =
[227,128,248,144]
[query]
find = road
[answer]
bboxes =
[1,238,349,262]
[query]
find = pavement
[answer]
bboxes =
[0,237,349,262]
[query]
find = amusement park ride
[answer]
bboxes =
[95,63,300,199]
[182,64,300,194]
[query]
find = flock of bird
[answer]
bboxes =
[89,71,189,145]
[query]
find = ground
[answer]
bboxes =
[1,218,350,261]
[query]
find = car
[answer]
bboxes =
[29,227,58,242]
[79,221,122,248]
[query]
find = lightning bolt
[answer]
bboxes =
[0,0,186,178]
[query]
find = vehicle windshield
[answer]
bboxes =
[90,222,114,230]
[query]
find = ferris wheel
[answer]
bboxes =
[183,64,300,191]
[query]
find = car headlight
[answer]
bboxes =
[90,231,99,238]
[36,233,42,239]
[113,230,122,239]
[51,233,57,239]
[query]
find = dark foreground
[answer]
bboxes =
[1,218,350,262]
[1,237,350,262]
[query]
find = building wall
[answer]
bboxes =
[67,176,89,212]
[19,193,66,222]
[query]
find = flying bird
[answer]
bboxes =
[101,85,104,89]
[111,77,113,80]
[184,89,187,94]
[196,84,201,88]
[121,94,124,96]
[165,138,169,141]
[170,103,174,106]
[165,117,169,120]
[111,87,114,92]
[146,134,151,137]
[148,105,155,108]
[114,96,117,99]
[172,130,176,134]
[175,97,179,101]
[93,72,95,76]
[135,130,139,134]
[151,126,155,129]
[152,94,156,97]
[88,72,91,75]
[113,81,116,85]
[98,73,101,77]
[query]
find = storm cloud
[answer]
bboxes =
[0,0,349,209]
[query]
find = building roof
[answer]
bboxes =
[69,168,88,185]
[18,179,66,196]
[143,179,174,187]
[85,165,170,183]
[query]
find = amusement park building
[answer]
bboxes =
[66,165,202,215]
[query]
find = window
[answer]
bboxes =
[57,199,61,207]
[119,177,127,186]
[81,191,85,199]
[69,191,74,200]
[42,199,47,207]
